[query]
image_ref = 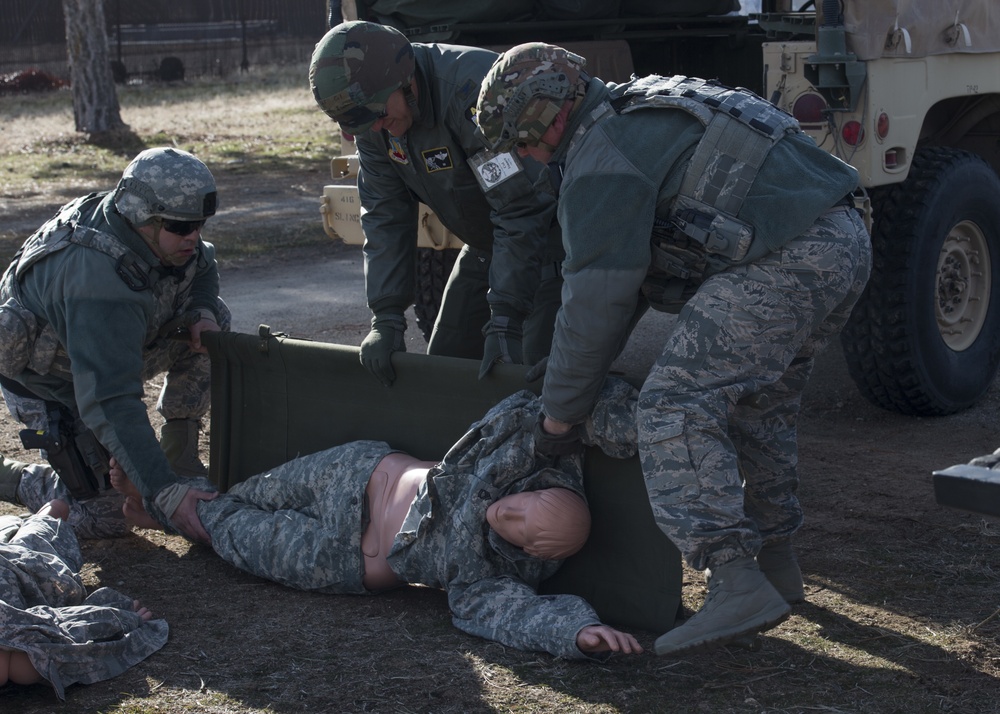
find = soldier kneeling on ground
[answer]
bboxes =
[0,147,228,544]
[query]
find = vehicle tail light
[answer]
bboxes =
[883,148,906,171]
[841,120,865,146]
[876,112,890,140]
[791,92,827,128]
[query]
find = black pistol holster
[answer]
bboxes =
[19,407,110,499]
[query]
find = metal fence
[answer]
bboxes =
[1,0,329,81]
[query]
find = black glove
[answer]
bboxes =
[532,411,585,457]
[360,311,406,387]
[478,310,524,379]
[525,355,548,383]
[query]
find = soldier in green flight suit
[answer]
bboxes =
[309,21,564,385]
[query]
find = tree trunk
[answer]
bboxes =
[62,0,126,134]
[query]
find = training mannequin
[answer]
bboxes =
[112,381,644,660]
[485,486,591,560]
[357,453,589,589]
[0,498,165,700]
[0,500,68,689]
[116,453,592,589]
[361,452,436,589]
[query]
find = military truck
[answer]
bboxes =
[319,0,1000,417]
[755,0,1000,416]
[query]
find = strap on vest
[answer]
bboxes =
[70,223,156,292]
[613,75,800,264]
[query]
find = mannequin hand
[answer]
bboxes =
[360,312,406,387]
[576,625,644,654]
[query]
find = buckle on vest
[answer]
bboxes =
[116,254,150,291]
[672,209,753,263]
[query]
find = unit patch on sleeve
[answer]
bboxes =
[421,147,454,173]
[468,150,524,192]
[388,136,409,165]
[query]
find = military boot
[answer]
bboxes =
[757,539,805,604]
[656,556,791,656]
[705,539,806,605]
[1,456,28,503]
[160,419,207,478]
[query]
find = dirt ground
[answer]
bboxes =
[1,168,999,713]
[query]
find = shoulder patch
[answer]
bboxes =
[468,150,524,192]
[388,136,409,165]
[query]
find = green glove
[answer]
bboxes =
[360,312,407,387]
[478,308,525,380]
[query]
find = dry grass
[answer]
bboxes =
[0,63,337,266]
[1,65,1000,713]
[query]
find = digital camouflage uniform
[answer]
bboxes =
[353,40,563,361]
[0,457,128,540]
[0,510,167,700]
[481,61,872,572]
[195,378,638,660]
[0,186,229,527]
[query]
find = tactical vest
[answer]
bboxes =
[591,75,802,310]
[0,193,200,379]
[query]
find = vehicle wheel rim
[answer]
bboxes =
[936,219,991,351]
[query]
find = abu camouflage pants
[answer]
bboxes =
[639,206,872,571]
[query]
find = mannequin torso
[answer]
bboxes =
[361,452,435,589]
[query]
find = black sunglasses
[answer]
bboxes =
[160,219,205,236]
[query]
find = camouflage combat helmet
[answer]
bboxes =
[309,21,416,134]
[476,43,587,152]
[114,147,217,227]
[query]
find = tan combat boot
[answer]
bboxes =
[757,539,806,604]
[656,556,791,656]
[705,538,806,605]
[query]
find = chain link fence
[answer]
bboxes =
[1,0,329,82]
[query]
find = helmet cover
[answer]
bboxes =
[309,21,416,134]
[114,147,217,226]
[476,42,587,152]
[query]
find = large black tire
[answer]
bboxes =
[841,147,1000,416]
[413,247,460,343]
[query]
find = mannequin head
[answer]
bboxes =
[487,487,591,560]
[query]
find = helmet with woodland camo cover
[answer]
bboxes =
[309,21,416,134]
[114,147,217,227]
[476,42,587,152]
